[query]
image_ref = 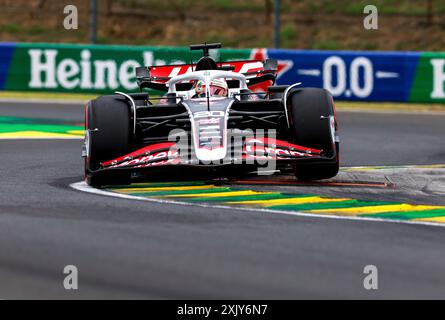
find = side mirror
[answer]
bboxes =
[264,59,278,72]
[136,66,150,79]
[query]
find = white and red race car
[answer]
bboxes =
[83,43,339,186]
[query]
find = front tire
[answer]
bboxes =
[287,87,339,181]
[85,95,132,187]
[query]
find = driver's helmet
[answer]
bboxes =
[194,78,228,97]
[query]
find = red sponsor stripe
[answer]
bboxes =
[244,146,315,158]
[100,137,321,169]
[246,137,322,154]
[101,142,176,166]
[105,149,180,169]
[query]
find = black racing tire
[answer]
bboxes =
[287,87,339,181]
[85,95,132,187]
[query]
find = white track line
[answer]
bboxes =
[70,181,445,229]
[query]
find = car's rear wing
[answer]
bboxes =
[135,59,278,92]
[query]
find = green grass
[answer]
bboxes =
[358,42,379,50]
[3,0,444,50]
[281,24,298,48]
[217,0,263,11]
[1,23,21,33]
[312,39,339,50]
[26,26,45,35]
[115,0,263,11]
[298,0,445,16]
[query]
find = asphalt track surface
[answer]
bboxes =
[1,100,445,299]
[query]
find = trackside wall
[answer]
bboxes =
[0,42,444,103]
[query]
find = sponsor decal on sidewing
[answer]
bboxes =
[101,138,322,170]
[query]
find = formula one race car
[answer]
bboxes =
[83,43,339,186]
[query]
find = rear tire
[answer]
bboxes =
[85,95,132,187]
[287,87,339,181]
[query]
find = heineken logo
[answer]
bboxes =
[28,49,166,91]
